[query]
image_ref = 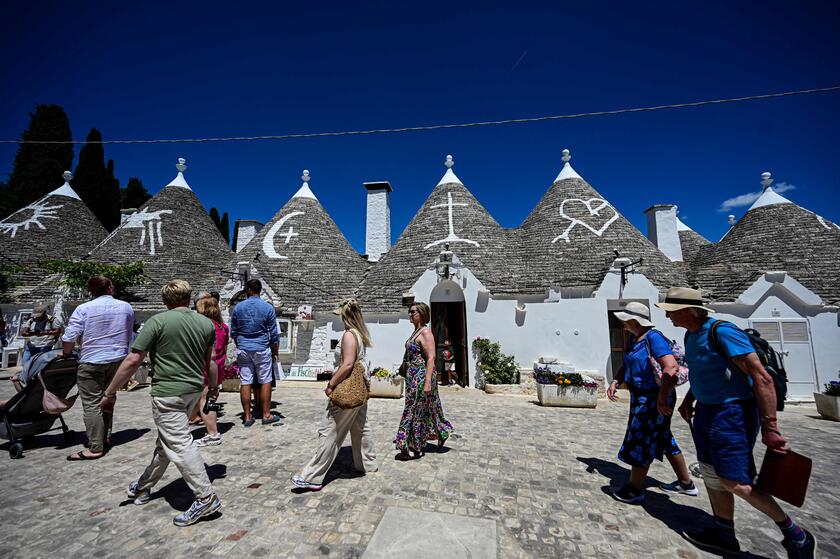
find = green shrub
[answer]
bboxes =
[472,337,519,385]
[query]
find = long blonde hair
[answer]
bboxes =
[336,298,371,347]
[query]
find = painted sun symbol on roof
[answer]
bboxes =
[0,199,64,238]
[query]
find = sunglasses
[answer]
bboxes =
[408,309,419,315]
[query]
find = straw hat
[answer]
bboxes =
[654,287,715,312]
[613,302,654,328]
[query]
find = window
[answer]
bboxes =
[276,318,294,353]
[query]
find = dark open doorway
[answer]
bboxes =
[607,299,649,383]
[431,300,468,387]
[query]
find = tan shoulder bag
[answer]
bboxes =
[329,329,369,409]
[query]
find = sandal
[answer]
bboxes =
[67,451,104,461]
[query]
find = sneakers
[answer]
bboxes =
[683,527,741,555]
[659,479,699,496]
[291,474,322,491]
[173,493,222,527]
[127,480,151,505]
[195,434,222,447]
[609,484,645,505]
[782,529,817,559]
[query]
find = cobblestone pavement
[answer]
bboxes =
[1,377,837,558]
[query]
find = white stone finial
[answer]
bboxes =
[555,148,582,181]
[176,158,187,173]
[444,155,454,169]
[166,157,191,189]
[293,169,317,200]
[728,214,736,226]
[561,149,571,163]
[62,171,73,182]
[301,169,310,184]
[760,171,773,191]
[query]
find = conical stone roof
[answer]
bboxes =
[1,172,107,264]
[677,217,711,265]
[519,151,685,294]
[691,174,840,303]
[86,160,233,311]
[359,156,514,312]
[236,171,367,313]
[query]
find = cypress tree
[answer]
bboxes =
[74,129,120,231]
[209,207,221,229]
[219,212,230,245]
[120,177,151,209]
[3,104,73,217]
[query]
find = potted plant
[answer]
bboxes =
[368,367,404,398]
[536,368,598,408]
[814,378,840,421]
[472,337,520,394]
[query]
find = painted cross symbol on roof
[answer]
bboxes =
[424,192,480,249]
[280,226,298,244]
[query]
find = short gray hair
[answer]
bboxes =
[687,307,709,320]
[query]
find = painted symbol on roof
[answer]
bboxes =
[122,207,174,256]
[424,192,480,249]
[0,199,64,238]
[263,211,305,259]
[552,198,619,244]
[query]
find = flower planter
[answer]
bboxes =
[814,393,840,421]
[369,376,404,398]
[537,383,597,408]
[484,383,521,395]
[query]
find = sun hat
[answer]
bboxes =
[613,302,654,327]
[32,304,48,318]
[654,287,715,312]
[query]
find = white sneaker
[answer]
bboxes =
[195,434,222,447]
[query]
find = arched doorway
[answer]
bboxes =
[430,279,468,387]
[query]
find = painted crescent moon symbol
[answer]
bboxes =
[262,211,305,259]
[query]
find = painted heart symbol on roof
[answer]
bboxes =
[552,198,619,243]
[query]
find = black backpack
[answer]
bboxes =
[707,320,788,411]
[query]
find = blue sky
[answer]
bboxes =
[2,1,839,252]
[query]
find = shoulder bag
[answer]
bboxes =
[329,329,369,409]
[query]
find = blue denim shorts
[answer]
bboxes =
[692,399,759,485]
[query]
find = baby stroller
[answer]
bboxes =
[0,350,79,459]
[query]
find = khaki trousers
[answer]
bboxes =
[76,361,121,453]
[299,402,377,485]
[137,392,213,499]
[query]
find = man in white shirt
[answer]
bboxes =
[61,276,134,460]
[21,305,64,366]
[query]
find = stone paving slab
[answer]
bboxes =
[362,506,497,558]
[0,377,837,558]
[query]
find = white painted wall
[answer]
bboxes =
[365,187,391,261]
[235,221,263,253]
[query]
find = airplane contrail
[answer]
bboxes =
[505,50,528,79]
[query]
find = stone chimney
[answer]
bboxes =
[644,204,683,262]
[364,181,392,261]
[233,219,264,253]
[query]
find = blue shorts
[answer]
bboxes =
[237,348,274,385]
[693,399,759,485]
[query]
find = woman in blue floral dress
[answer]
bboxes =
[606,302,696,504]
[395,302,453,459]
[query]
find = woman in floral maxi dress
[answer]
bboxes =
[395,302,453,459]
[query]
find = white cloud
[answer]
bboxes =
[717,182,797,212]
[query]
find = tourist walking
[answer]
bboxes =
[21,304,63,366]
[194,296,230,447]
[61,276,134,460]
[292,299,377,491]
[395,302,452,459]
[230,279,282,426]
[101,280,222,527]
[657,287,816,558]
[606,302,696,504]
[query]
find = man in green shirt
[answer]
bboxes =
[101,279,222,527]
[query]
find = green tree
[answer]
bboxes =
[45,260,144,300]
[2,104,73,218]
[120,177,151,209]
[74,129,121,231]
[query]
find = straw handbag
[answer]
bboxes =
[329,330,369,409]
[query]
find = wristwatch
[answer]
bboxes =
[104,393,117,399]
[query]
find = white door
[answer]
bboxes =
[749,319,816,398]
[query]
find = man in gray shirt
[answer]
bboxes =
[21,304,63,366]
